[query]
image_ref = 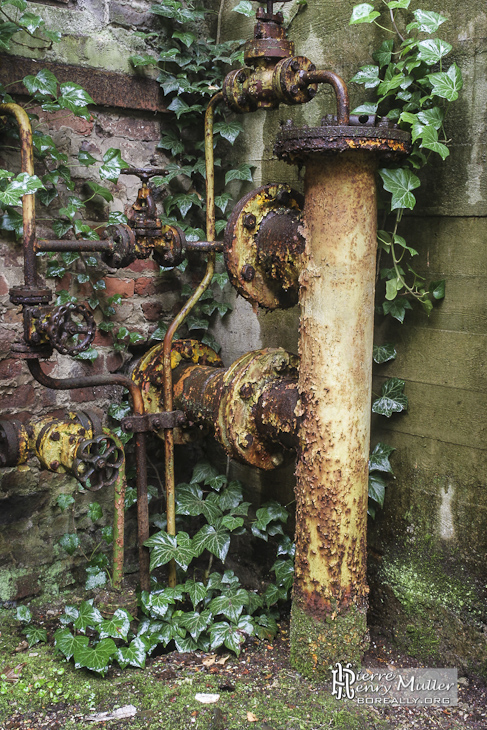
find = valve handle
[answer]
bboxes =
[46,303,96,356]
[120,167,167,184]
[72,434,124,491]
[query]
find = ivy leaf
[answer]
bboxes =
[73,600,103,633]
[417,107,444,130]
[99,609,132,641]
[18,11,43,34]
[272,559,294,590]
[417,38,452,65]
[218,481,243,511]
[419,126,450,160]
[379,167,420,210]
[59,82,93,108]
[178,609,212,639]
[387,0,410,8]
[372,378,408,417]
[382,297,413,323]
[221,515,244,531]
[173,30,196,47]
[184,579,208,609]
[59,605,79,625]
[225,164,254,185]
[207,475,227,491]
[16,605,32,623]
[54,628,88,661]
[373,344,397,364]
[1,209,23,236]
[369,442,395,473]
[56,493,75,511]
[213,121,244,145]
[372,39,394,68]
[253,613,278,640]
[385,277,399,300]
[23,69,58,98]
[209,590,249,623]
[73,637,116,676]
[350,65,380,88]
[88,501,103,522]
[86,180,113,202]
[209,619,250,655]
[130,53,158,67]
[349,3,380,24]
[351,102,378,115]
[233,0,253,16]
[193,523,231,563]
[59,533,79,555]
[368,472,387,507]
[23,626,47,647]
[174,635,198,653]
[429,279,445,300]
[0,173,44,206]
[176,483,223,523]
[408,9,446,34]
[190,460,219,485]
[4,0,27,11]
[99,148,129,183]
[116,638,146,669]
[145,530,195,572]
[0,22,19,49]
[85,567,107,590]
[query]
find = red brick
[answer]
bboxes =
[69,386,96,403]
[32,105,94,136]
[142,301,164,321]
[96,114,160,141]
[94,330,113,347]
[127,258,158,274]
[134,276,156,296]
[106,352,124,373]
[2,308,23,325]
[1,383,36,409]
[55,273,73,292]
[0,357,22,379]
[104,277,134,299]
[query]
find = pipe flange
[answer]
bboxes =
[275,123,411,162]
[0,419,28,467]
[273,56,318,105]
[102,224,136,269]
[224,183,305,309]
[218,347,299,469]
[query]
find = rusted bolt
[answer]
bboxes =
[176,413,186,426]
[243,214,256,230]
[271,453,284,467]
[30,332,41,344]
[273,355,288,373]
[50,431,61,442]
[50,460,59,471]
[79,429,86,437]
[276,189,291,206]
[112,253,122,267]
[241,264,255,282]
[291,59,300,72]
[164,231,173,242]
[239,383,255,400]
[31,308,40,318]
[290,85,300,96]
[153,418,161,429]
[238,433,253,449]
[69,435,76,445]
[94,457,106,471]
[307,87,317,100]
[237,70,247,84]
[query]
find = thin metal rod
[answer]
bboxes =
[36,239,115,252]
[185,240,224,253]
[105,427,126,590]
[26,359,151,591]
[0,103,36,287]
[161,91,223,587]
[300,70,350,125]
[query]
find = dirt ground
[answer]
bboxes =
[1,606,486,730]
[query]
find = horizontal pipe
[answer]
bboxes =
[36,239,115,252]
[185,240,224,253]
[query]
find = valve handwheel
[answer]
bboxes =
[72,434,124,491]
[46,303,96,356]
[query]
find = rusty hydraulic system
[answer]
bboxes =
[0,0,411,671]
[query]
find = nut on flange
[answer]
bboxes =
[224,183,305,309]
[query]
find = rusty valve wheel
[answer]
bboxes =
[72,434,124,491]
[45,303,96,356]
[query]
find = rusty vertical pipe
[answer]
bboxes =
[161,92,222,587]
[291,151,377,673]
[0,103,37,287]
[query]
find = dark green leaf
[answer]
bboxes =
[372,39,394,68]
[145,530,195,572]
[85,567,107,590]
[56,493,75,511]
[379,167,420,210]
[190,460,219,485]
[99,608,132,641]
[192,523,231,563]
[373,344,397,364]
[350,65,380,88]
[16,605,32,623]
[218,481,243,511]
[225,164,253,185]
[116,637,146,669]
[372,378,408,417]
[233,0,253,16]
[23,626,47,647]
[59,533,79,555]
[178,609,212,639]
[73,600,103,633]
[213,121,244,145]
[18,11,43,34]
[382,297,413,323]
[349,3,380,24]
[86,180,113,202]
[99,148,128,183]
[417,38,452,65]
[176,483,223,523]
[368,472,387,507]
[73,637,116,676]
[272,559,294,590]
[429,279,445,300]
[369,442,395,473]
[54,628,88,661]
[408,9,446,34]
[59,82,94,109]
[88,501,103,522]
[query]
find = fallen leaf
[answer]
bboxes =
[1,663,25,681]
[202,655,216,667]
[247,711,258,722]
[14,641,28,653]
[216,655,230,665]
[86,705,137,722]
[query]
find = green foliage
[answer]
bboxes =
[350,0,458,320]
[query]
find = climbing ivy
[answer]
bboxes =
[350,0,461,321]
